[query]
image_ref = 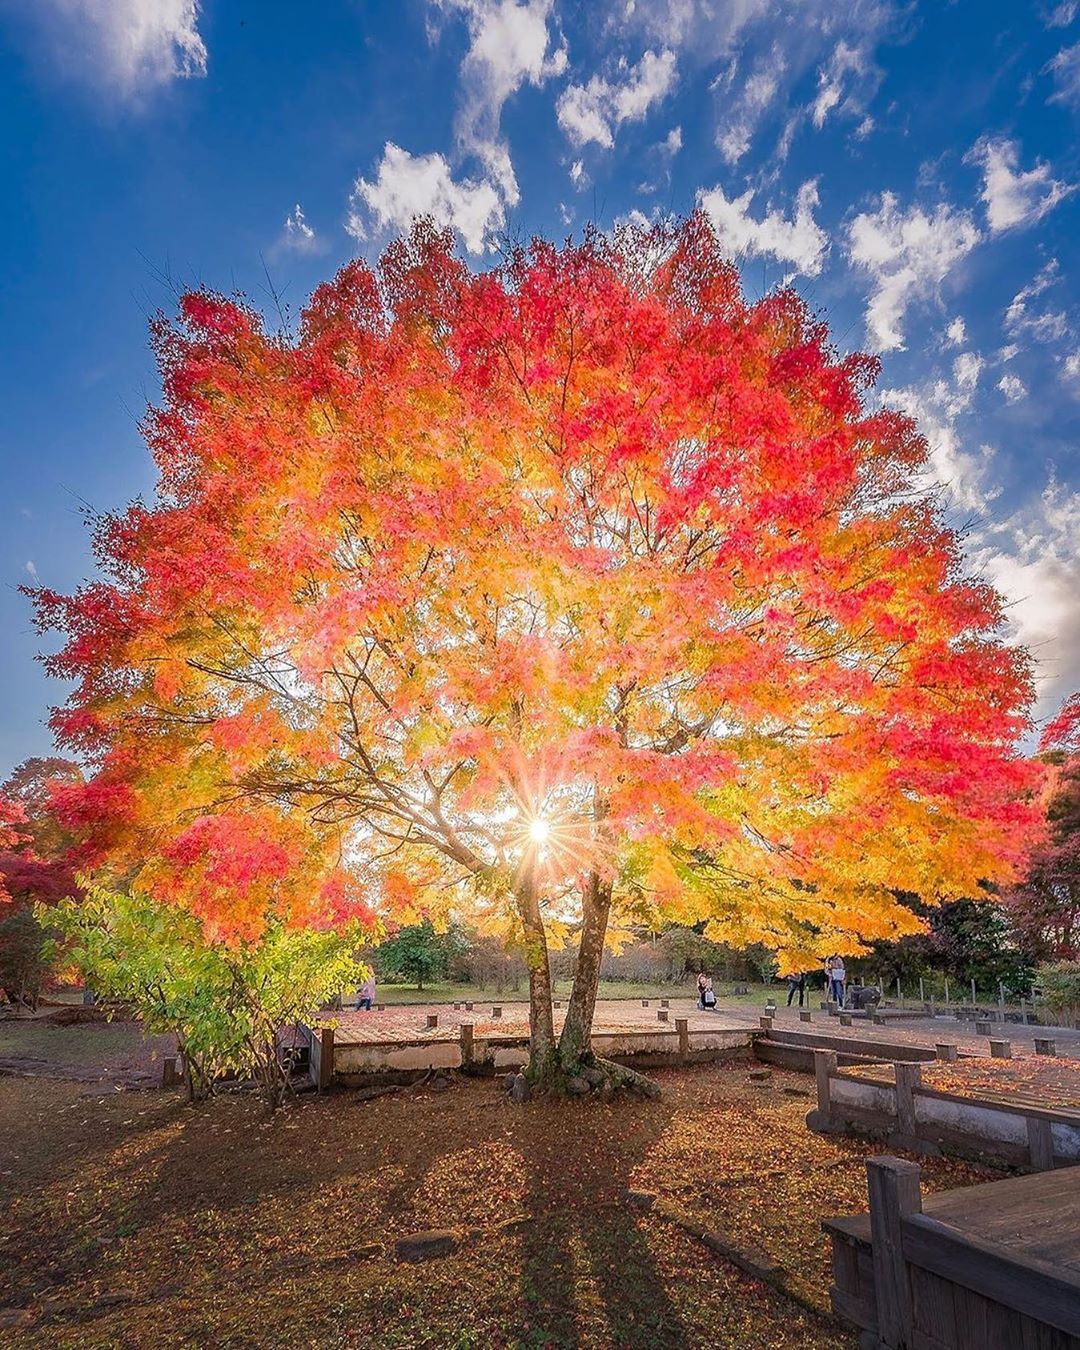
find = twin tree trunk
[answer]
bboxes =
[516,863,613,1085]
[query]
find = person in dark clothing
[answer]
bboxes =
[785,971,805,1007]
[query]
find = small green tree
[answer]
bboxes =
[1036,961,1080,1025]
[376,921,446,990]
[0,909,58,1009]
[50,885,365,1108]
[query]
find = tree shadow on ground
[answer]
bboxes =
[514,1089,689,1348]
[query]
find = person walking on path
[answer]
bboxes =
[357,974,376,1011]
[785,971,805,1007]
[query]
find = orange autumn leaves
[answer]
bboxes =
[31,214,1037,955]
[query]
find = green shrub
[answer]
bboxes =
[49,885,365,1109]
[1036,960,1080,1015]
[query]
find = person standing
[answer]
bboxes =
[785,971,805,1007]
[830,957,846,1008]
[357,974,376,1011]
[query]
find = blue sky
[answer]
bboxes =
[1,0,1079,776]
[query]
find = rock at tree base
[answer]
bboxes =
[581,1066,606,1087]
[748,1068,770,1081]
[624,1189,657,1211]
[505,1072,529,1104]
[396,1230,457,1262]
[566,1076,590,1096]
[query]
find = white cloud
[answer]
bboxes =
[698,179,828,277]
[659,125,682,157]
[27,0,206,94]
[715,44,784,164]
[973,477,1080,722]
[998,373,1028,403]
[811,38,878,128]
[24,561,40,583]
[846,193,981,352]
[953,351,984,395]
[944,316,967,347]
[1046,42,1080,106]
[1062,351,1080,386]
[557,48,678,150]
[1047,1,1078,27]
[347,143,504,255]
[967,136,1074,233]
[1004,261,1069,343]
[569,159,585,186]
[274,204,322,257]
[434,0,566,204]
[881,378,995,514]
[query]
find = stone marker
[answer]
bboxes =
[553,999,561,1009]
[396,1231,457,1262]
[661,998,670,1008]
[975,1019,992,1035]
[491,1006,502,1018]
[464,1002,474,1011]
[989,1039,1011,1059]
[759,1014,773,1030]
[453,1002,461,1010]
[162,1055,180,1088]
[1034,1037,1057,1056]
[642,999,650,1007]
[799,1010,812,1023]
[376,1002,385,1011]
[426,1013,439,1029]
[840,1013,853,1027]
[657,1009,669,1022]
[935,1043,958,1061]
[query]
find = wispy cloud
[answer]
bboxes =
[557,48,677,150]
[21,0,206,97]
[967,136,1074,233]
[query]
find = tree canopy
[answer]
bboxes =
[31,215,1037,1075]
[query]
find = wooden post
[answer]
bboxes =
[312,1025,334,1091]
[459,1022,474,1068]
[426,1013,439,1029]
[971,978,977,1006]
[944,977,950,1008]
[998,981,1006,1020]
[919,977,925,1003]
[1026,1115,1055,1172]
[799,1009,812,1023]
[814,1049,837,1124]
[894,1062,921,1137]
[867,1156,921,1349]
[989,1038,1011,1059]
[675,1016,689,1061]
[935,1042,958,1061]
[759,1014,773,1030]
[162,1054,180,1088]
[1034,1037,1057,1056]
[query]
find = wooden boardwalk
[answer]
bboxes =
[826,1159,1080,1347]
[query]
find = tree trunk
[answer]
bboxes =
[559,870,612,1071]
[516,862,556,1081]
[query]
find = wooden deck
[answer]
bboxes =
[826,1159,1080,1347]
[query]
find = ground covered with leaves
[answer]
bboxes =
[0,1060,996,1348]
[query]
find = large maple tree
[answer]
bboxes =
[32,215,1036,1083]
